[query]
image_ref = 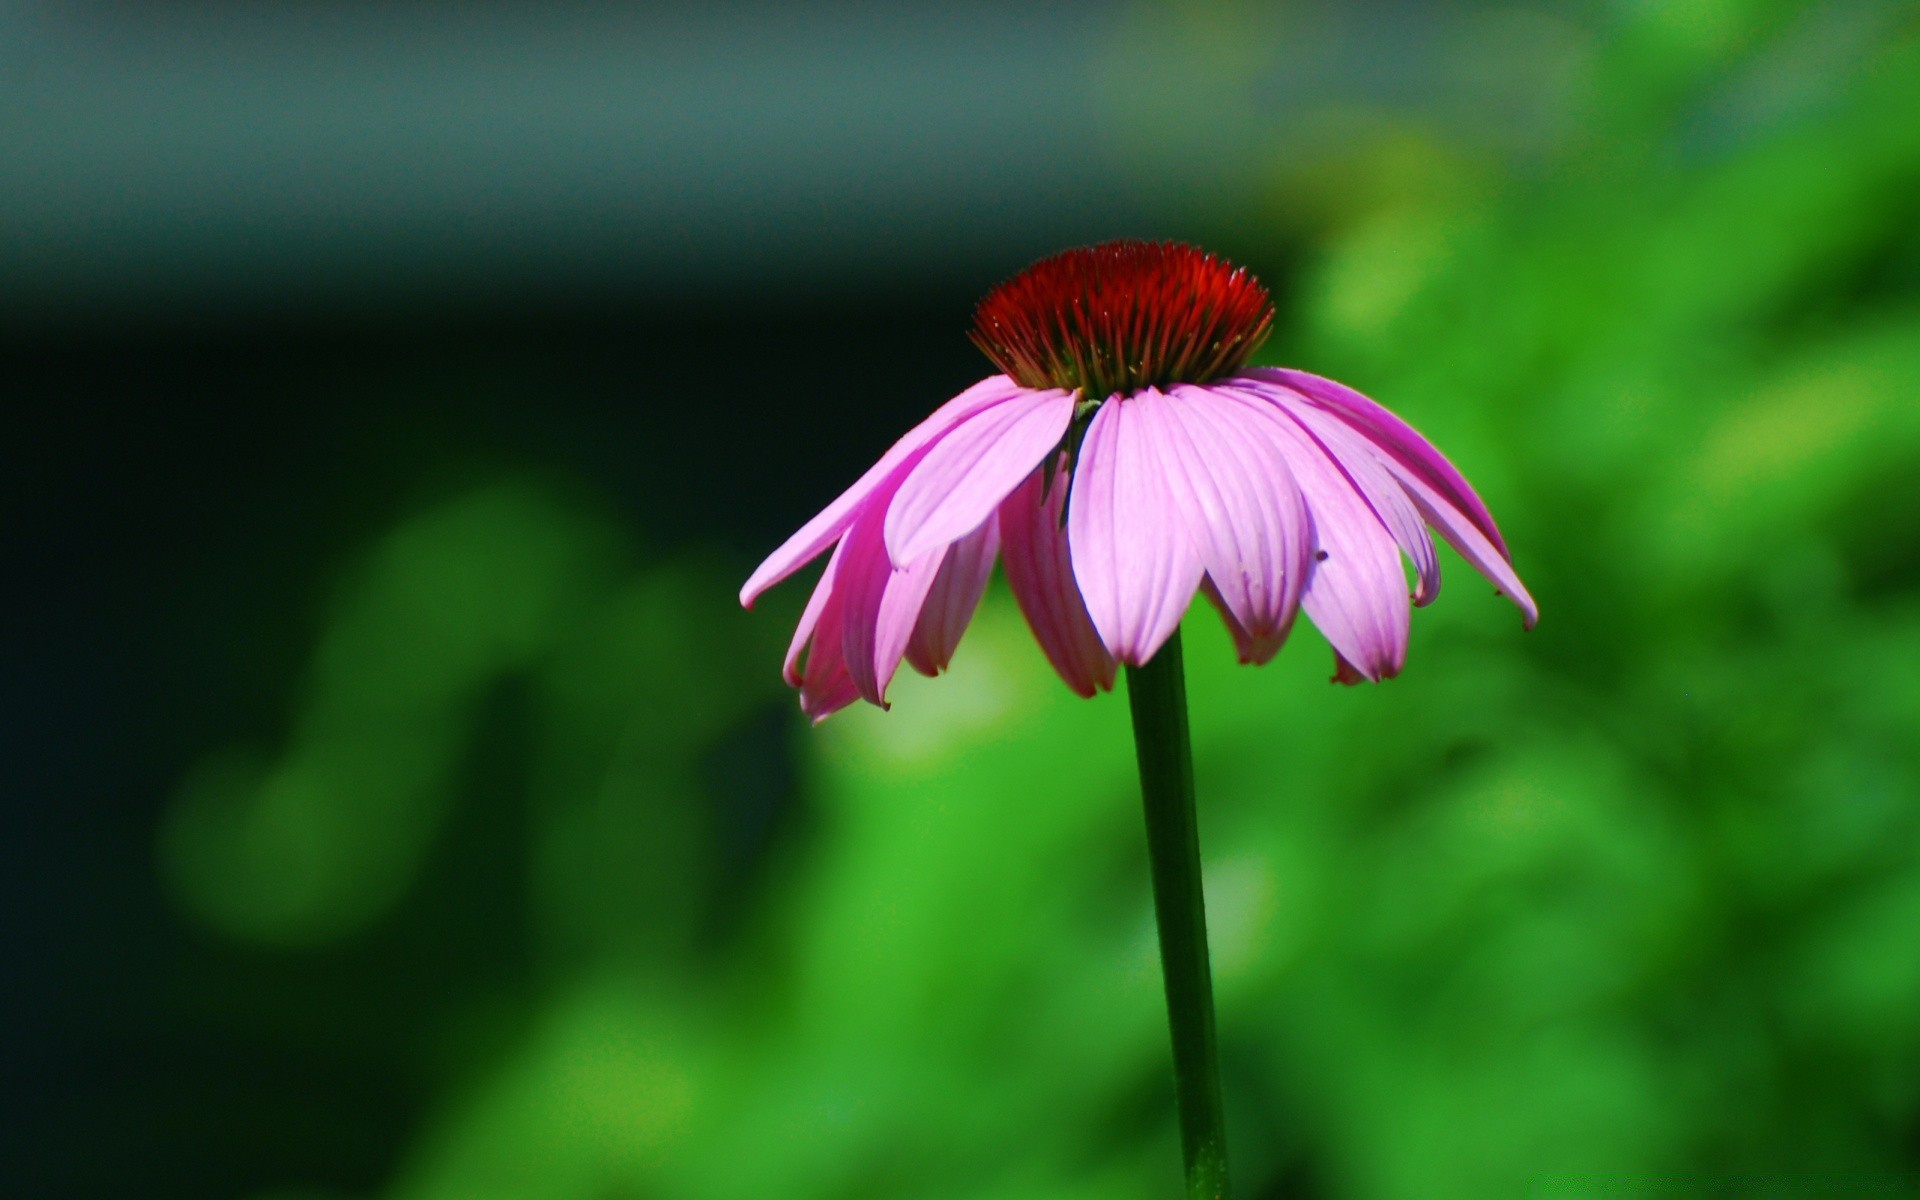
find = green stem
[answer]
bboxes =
[1125,629,1230,1200]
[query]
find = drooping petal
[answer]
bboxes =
[1375,459,1539,629]
[1239,369,1536,628]
[1200,575,1288,665]
[784,537,846,687]
[885,388,1075,567]
[870,551,944,701]
[1269,394,1440,606]
[1330,651,1367,686]
[835,499,943,708]
[799,645,860,720]
[999,463,1116,696]
[1153,385,1311,653]
[905,514,1001,677]
[740,375,1023,607]
[1240,367,1511,556]
[1067,391,1207,666]
[793,563,861,722]
[1225,393,1410,681]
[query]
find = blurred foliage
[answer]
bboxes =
[160,2,1920,1197]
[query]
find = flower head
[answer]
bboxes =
[741,240,1535,721]
[970,240,1272,398]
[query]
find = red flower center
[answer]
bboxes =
[970,240,1273,399]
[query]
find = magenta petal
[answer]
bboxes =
[784,537,846,687]
[871,551,944,701]
[885,387,1075,567]
[1155,386,1310,651]
[1241,367,1510,556]
[1227,394,1410,681]
[1378,459,1539,629]
[1200,575,1288,665]
[1273,395,1441,606]
[905,514,1001,677]
[799,636,860,721]
[836,501,943,708]
[793,563,861,722]
[740,375,1023,608]
[1067,391,1206,666]
[1238,370,1535,628]
[999,463,1116,696]
[1329,651,1367,686]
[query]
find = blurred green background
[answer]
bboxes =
[9,1,1920,1197]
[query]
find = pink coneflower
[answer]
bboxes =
[741,240,1535,721]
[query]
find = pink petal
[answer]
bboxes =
[1154,386,1311,654]
[999,463,1116,696]
[800,648,860,721]
[1226,394,1410,682]
[905,514,1001,677]
[1330,651,1367,686]
[1378,462,1539,630]
[884,388,1075,567]
[1067,391,1206,666]
[835,500,943,709]
[740,375,1023,608]
[1239,370,1536,629]
[793,564,861,722]
[1239,368,1511,557]
[1268,394,1441,606]
[784,537,846,687]
[1200,575,1288,665]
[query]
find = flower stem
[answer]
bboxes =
[1124,629,1230,1200]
